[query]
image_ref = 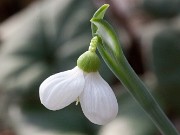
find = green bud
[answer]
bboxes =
[77,51,100,72]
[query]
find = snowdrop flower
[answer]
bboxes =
[39,36,118,125]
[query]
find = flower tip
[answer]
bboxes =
[90,18,99,24]
[103,4,110,8]
[90,18,94,22]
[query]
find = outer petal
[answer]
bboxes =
[39,66,85,110]
[80,72,118,125]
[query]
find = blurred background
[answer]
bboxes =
[0,0,180,135]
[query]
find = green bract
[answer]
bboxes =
[77,51,100,72]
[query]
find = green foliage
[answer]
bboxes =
[0,1,115,92]
[0,0,92,91]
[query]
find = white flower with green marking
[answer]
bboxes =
[39,37,118,125]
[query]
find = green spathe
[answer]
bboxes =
[77,51,100,72]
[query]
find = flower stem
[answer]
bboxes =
[89,36,98,52]
[115,55,179,135]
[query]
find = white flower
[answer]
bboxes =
[40,36,118,125]
[39,66,118,125]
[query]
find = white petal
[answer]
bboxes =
[80,72,118,125]
[39,66,85,110]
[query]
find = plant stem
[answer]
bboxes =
[111,54,179,135]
